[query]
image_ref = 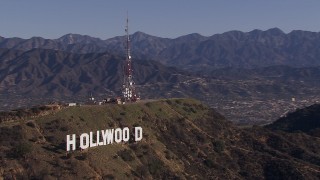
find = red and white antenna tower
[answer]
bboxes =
[122,12,139,102]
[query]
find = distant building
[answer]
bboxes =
[117,97,123,104]
[68,103,77,107]
[86,93,96,105]
[104,97,124,104]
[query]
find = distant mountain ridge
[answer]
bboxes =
[1,28,320,70]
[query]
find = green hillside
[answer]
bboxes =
[1,99,320,179]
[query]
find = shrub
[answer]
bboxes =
[115,117,123,121]
[183,102,189,106]
[31,107,41,114]
[189,107,197,113]
[148,159,164,176]
[165,100,172,105]
[145,102,152,107]
[164,150,173,160]
[103,174,115,180]
[182,106,189,112]
[135,165,148,178]
[118,149,135,161]
[108,122,115,127]
[213,140,225,153]
[13,141,33,158]
[203,159,214,168]
[60,126,69,131]
[75,152,88,161]
[175,99,182,104]
[196,133,206,143]
[26,121,36,128]
[172,124,186,140]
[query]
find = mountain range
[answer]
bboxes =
[1,28,320,70]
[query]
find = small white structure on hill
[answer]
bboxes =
[68,103,77,107]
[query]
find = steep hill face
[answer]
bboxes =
[0,99,319,179]
[266,104,320,137]
[2,28,320,70]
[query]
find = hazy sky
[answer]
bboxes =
[0,0,319,39]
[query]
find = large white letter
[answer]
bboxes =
[123,127,130,142]
[80,133,89,150]
[115,128,122,143]
[101,129,114,145]
[135,127,143,142]
[89,131,97,148]
[66,134,76,151]
[101,130,108,145]
[97,130,104,146]
[107,129,114,144]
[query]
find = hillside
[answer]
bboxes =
[1,99,319,179]
[266,103,320,137]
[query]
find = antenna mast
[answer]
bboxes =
[122,12,139,102]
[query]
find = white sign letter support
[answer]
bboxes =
[66,134,76,151]
[135,127,143,142]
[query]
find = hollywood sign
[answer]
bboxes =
[66,127,142,152]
